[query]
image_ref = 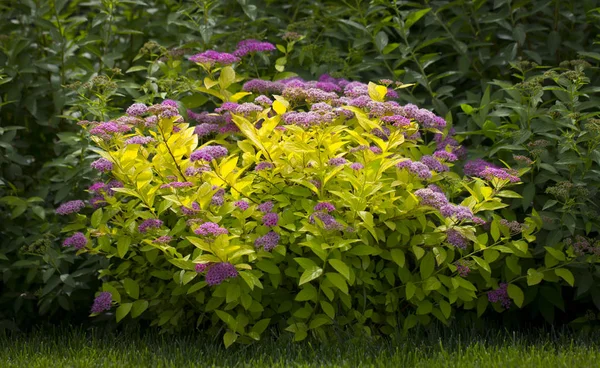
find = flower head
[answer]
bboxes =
[91,158,113,172]
[254,231,280,251]
[63,232,87,249]
[255,162,274,171]
[205,262,238,286]
[189,50,239,66]
[91,292,112,313]
[56,200,85,215]
[138,219,163,233]
[350,162,364,171]
[446,229,468,249]
[262,212,279,227]
[258,201,274,213]
[314,202,335,212]
[235,200,249,211]
[328,157,347,166]
[194,222,228,237]
[233,39,276,57]
[126,103,148,116]
[488,283,511,309]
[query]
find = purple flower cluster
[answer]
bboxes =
[205,262,238,286]
[185,165,210,176]
[91,158,113,173]
[189,50,239,66]
[414,188,449,209]
[371,126,390,140]
[181,202,200,216]
[420,155,449,173]
[262,212,279,227]
[190,145,228,162]
[153,235,173,244]
[194,222,228,237]
[160,181,193,189]
[91,292,112,313]
[309,211,344,231]
[440,204,474,221]
[138,219,163,233]
[63,232,87,249]
[314,202,335,212]
[369,146,382,154]
[350,162,364,171]
[381,115,411,127]
[89,121,132,140]
[396,160,432,179]
[194,123,220,137]
[211,186,225,206]
[255,162,274,171]
[257,201,274,213]
[195,263,210,273]
[455,261,471,277]
[464,159,520,182]
[565,236,600,256]
[126,103,148,116]
[446,229,468,249]
[328,157,348,166]
[233,39,276,57]
[243,79,285,94]
[282,111,335,127]
[254,95,273,106]
[488,283,511,309]
[125,136,155,145]
[402,104,446,129]
[433,150,458,162]
[255,231,280,251]
[234,200,249,211]
[499,219,524,233]
[56,200,85,215]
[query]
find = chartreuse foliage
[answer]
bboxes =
[59,58,584,347]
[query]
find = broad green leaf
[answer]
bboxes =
[328,259,350,280]
[507,284,524,307]
[131,300,148,318]
[555,268,574,286]
[123,278,139,299]
[299,266,323,285]
[526,268,544,286]
[420,252,435,279]
[116,303,132,322]
[391,249,406,267]
[223,331,238,348]
[325,272,348,294]
[117,236,131,258]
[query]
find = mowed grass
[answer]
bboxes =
[1,324,599,368]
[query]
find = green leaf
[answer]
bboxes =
[420,252,435,279]
[507,284,524,308]
[251,318,271,336]
[226,284,241,303]
[320,301,335,319]
[391,249,405,268]
[423,277,441,291]
[460,104,474,114]
[439,300,451,319]
[256,260,279,275]
[123,278,139,299]
[294,257,318,270]
[328,259,350,280]
[555,268,574,286]
[416,300,432,315]
[219,66,236,89]
[215,310,237,330]
[405,8,431,30]
[223,331,238,348]
[406,282,416,300]
[527,268,544,286]
[116,303,132,322]
[117,236,131,258]
[131,300,148,318]
[325,272,349,294]
[299,266,323,285]
[296,285,317,301]
[91,208,103,228]
[472,256,491,273]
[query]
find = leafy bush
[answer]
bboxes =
[456,60,600,321]
[57,48,593,346]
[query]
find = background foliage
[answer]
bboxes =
[1,0,600,331]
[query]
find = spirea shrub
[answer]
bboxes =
[59,47,581,346]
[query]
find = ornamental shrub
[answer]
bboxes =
[59,48,583,347]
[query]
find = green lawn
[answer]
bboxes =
[1,325,599,368]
